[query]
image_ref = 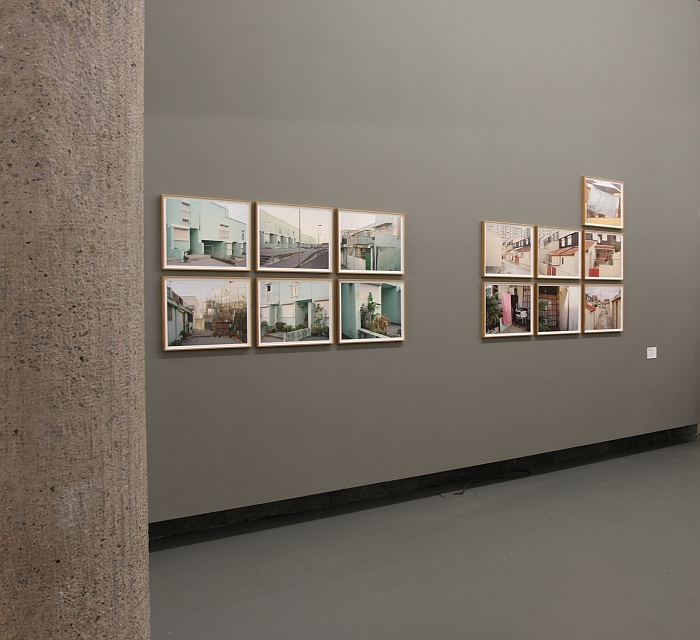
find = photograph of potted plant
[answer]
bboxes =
[338,281,404,343]
[482,282,534,338]
[536,285,581,335]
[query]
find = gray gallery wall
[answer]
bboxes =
[145,0,700,523]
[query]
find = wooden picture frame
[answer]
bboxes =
[536,284,582,335]
[482,221,535,278]
[583,231,623,280]
[536,227,582,279]
[483,282,534,338]
[582,176,624,228]
[162,277,251,351]
[583,285,623,333]
[162,195,251,270]
[256,278,334,346]
[255,202,333,273]
[338,280,405,344]
[337,209,405,275]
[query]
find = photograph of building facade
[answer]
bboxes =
[537,227,581,278]
[339,281,404,343]
[338,210,404,274]
[584,286,623,332]
[584,232,623,279]
[537,285,581,335]
[256,203,332,272]
[582,176,624,228]
[483,283,533,337]
[483,221,534,277]
[163,278,250,350]
[258,279,332,346]
[163,195,249,269]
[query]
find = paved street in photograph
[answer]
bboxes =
[263,248,329,269]
[167,253,245,268]
[182,330,243,345]
[498,260,531,275]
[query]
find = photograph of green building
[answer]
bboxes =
[338,210,404,273]
[339,281,404,343]
[163,195,249,269]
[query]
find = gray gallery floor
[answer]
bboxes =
[150,436,700,640]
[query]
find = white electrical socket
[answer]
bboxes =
[647,347,657,359]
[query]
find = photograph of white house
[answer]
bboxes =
[339,281,404,343]
[536,227,581,278]
[537,285,581,335]
[582,176,624,228]
[584,285,623,333]
[584,232,623,280]
[256,203,332,272]
[257,279,333,346]
[483,283,533,337]
[482,221,534,277]
[162,195,249,269]
[338,210,404,274]
[163,277,251,350]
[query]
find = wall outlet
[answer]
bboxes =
[647,347,657,359]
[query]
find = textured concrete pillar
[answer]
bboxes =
[0,2,149,638]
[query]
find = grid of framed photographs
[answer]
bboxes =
[481,176,624,337]
[160,196,405,350]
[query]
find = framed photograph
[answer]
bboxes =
[536,285,582,335]
[582,176,623,228]
[584,231,623,280]
[162,277,251,351]
[256,203,333,272]
[536,227,582,279]
[583,285,623,333]
[257,278,333,346]
[482,283,534,337]
[482,221,535,278]
[337,210,405,274]
[162,195,250,270]
[338,280,405,344]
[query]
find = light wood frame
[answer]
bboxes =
[582,176,624,229]
[162,276,252,351]
[337,209,405,275]
[535,226,582,279]
[582,284,624,333]
[583,230,623,281]
[256,277,334,347]
[255,202,334,273]
[482,282,534,338]
[337,280,405,344]
[535,284,582,336]
[161,194,251,271]
[482,221,535,278]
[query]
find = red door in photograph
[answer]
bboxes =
[589,268,600,277]
[547,265,557,276]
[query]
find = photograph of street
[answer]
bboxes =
[338,210,404,273]
[163,277,250,350]
[257,279,333,346]
[584,231,623,280]
[582,176,624,228]
[584,285,623,333]
[256,203,332,272]
[537,285,581,335]
[483,221,534,277]
[537,227,581,278]
[339,281,404,343]
[163,195,249,269]
[483,283,533,337]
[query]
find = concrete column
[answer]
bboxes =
[0,2,149,639]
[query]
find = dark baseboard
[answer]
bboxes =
[149,424,697,543]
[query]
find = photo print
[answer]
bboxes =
[536,227,581,279]
[163,277,251,351]
[482,221,535,277]
[583,285,623,333]
[257,279,333,346]
[256,203,333,272]
[537,285,582,335]
[584,231,623,280]
[483,283,534,337]
[338,281,404,343]
[337,210,405,274]
[162,195,250,270]
[582,176,624,228]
